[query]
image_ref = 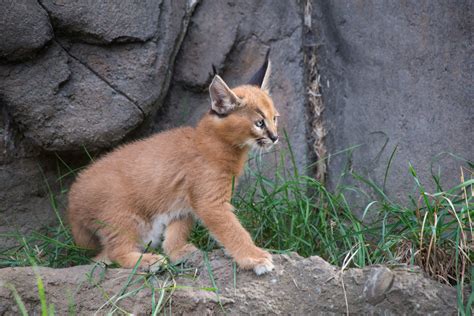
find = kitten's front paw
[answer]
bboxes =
[236,248,274,275]
[253,257,275,275]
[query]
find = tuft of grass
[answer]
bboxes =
[35,264,55,316]
[5,284,28,316]
[6,262,56,315]
[191,147,472,287]
[0,224,92,268]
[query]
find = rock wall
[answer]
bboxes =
[309,1,473,203]
[0,251,460,314]
[1,0,472,236]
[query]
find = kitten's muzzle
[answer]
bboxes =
[268,133,278,143]
[256,135,278,148]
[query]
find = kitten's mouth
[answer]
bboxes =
[256,138,271,148]
[241,138,276,150]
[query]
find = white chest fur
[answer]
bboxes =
[141,207,192,249]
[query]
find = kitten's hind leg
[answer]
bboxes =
[92,251,112,265]
[99,219,166,271]
[163,215,198,262]
[105,242,166,272]
[70,219,100,251]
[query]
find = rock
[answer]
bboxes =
[172,2,239,87]
[0,0,53,61]
[309,1,473,205]
[0,0,197,152]
[40,0,162,44]
[363,266,394,305]
[0,42,143,151]
[0,158,59,237]
[54,0,197,117]
[0,107,64,245]
[154,0,311,173]
[0,251,458,314]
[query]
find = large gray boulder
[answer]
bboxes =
[0,42,143,150]
[310,1,473,204]
[0,251,459,314]
[0,0,53,61]
[40,0,162,44]
[0,0,197,152]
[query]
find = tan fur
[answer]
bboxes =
[68,79,278,274]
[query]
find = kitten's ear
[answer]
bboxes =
[247,51,271,93]
[209,75,240,115]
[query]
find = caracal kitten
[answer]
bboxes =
[68,56,278,275]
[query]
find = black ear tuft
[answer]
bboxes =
[248,50,270,87]
[212,64,218,76]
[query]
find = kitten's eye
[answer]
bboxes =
[255,120,265,128]
[273,116,277,124]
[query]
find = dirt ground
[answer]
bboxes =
[0,250,459,315]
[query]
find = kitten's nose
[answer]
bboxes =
[269,134,279,143]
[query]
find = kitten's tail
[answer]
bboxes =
[69,210,100,252]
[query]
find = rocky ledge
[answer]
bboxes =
[0,250,458,315]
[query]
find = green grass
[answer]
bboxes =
[192,147,472,282]
[0,227,92,268]
[0,142,472,313]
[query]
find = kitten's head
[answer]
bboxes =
[208,53,279,149]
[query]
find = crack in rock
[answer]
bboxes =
[54,39,145,118]
[35,0,145,118]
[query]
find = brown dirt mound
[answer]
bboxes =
[0,250,458,315]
